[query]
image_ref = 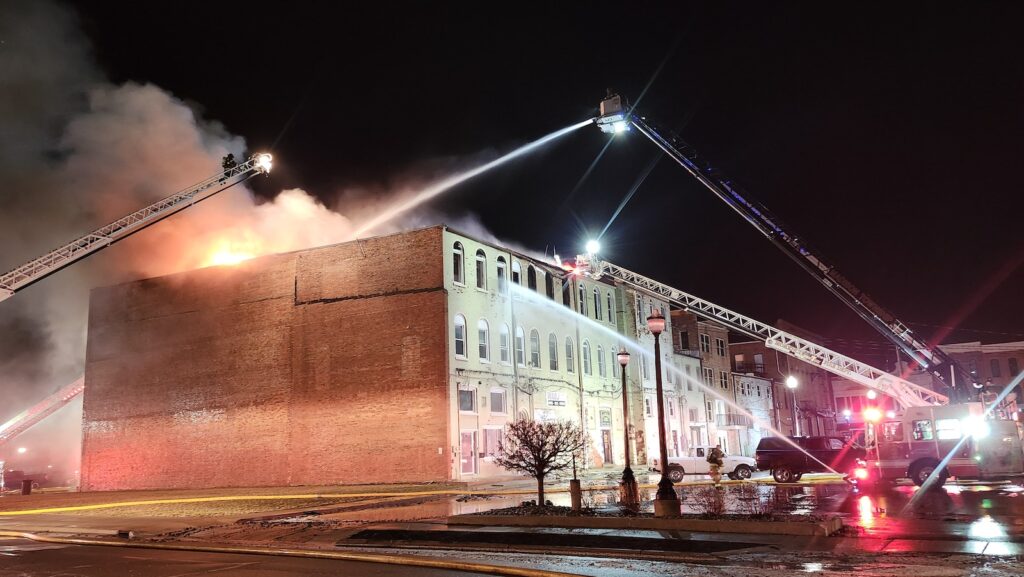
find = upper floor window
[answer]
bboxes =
[453,314,467,358]
[562,281,572,308]
[548,333,559,370]
[699,333,711,353]
[565,337,575,373]
[511,261,521,285]
[593,288,602,321]
[545,274,555,299]
[644,397,653,417]
[578,283,588,315]
[496,257,508,295]
[529,329,541,368]
[499,324,510,364]
[475,250,487,290]
[515,326,526,366]
[597,345,606,377]
[606,293,614,323]
[1010,357,1020,376]
[719,371,729,389]
[527,265,537,291]
[490,388,507,414]
[716,338,726,356]
[582,340,592,375]
[477,319,490,362]
[611,346,619,378]
[641,355,650,380]
[702,367,714,387]
[452,242,465,285]
[458,387,476,412]
[990,358,1002,378]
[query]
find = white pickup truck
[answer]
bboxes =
[652,446,757,482]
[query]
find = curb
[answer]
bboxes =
[448,514,844,537]
[0,530,584,577]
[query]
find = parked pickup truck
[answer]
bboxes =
[652,446,757,482]
[755,436,866,483]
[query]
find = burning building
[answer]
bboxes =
[81,226,688,490]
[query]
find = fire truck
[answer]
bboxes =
[850,403,1024,487]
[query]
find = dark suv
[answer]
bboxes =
[755,436,865,483]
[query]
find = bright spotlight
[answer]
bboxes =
[785,375,798,389]
[886,410,897,419]
[255,153,273,174]
[585,239,600,255]
[866,390,877,400]
[612,120,629,133]
[863,407,882,423]
[16,447,27,454]
[842,409,852,418]
[962,416,991,439]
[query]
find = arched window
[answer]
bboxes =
[511,261,521,285]
[453,314,467,358]
[582,340,592,375]
[499,324,510,363]
[562,279,571,308]
[578,283,587,315]
[452,242,464,285]
[611,346,619,378]
[477,319,490,362]
[593,288,602,321]
[597,345,606,377]
[548,333,558,370]
[565,337,575,373]
[527,265,537,291]
[475,250,487,290]
[529,329,540,368]
[496,257,507,294]
[641,355,649,380]
[545,273,555,299]
[606,293,614,323]
[515,326,525,366]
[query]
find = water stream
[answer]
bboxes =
[354,118,594,237]
[508,283,839,474]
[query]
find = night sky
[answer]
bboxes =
[73,2,1024,365]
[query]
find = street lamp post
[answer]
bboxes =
[648,311,680,517]
[617,348,639,510]
[786,376,800,436]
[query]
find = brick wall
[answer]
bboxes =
[81,227,450,490]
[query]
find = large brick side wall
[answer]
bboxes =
[81,227,449,490]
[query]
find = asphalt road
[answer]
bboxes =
[0,539,490,577]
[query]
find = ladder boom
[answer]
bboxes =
[0,377,84,446]
[0,153,272,302]
[597,93,969,394]
[579,255,947,408]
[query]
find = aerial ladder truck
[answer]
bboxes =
[0,153,272,447]
[594,93,975,401]
[590,94,1024,486]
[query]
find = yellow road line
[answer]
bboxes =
[0,530,583,577]
[0,475,845,516]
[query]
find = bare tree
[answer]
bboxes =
[494,419,586,505]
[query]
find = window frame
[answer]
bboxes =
[699,333,711,353]
[499,324,511,364]
[515,326,526,367]
[565,337,575,373]
[529,329,541,368]
[453,314,467,359]
[496,257,508,295]
[715,337,726,357]
[452,242,465,286]
[458,386,476,413]
[548,333,559,371]
[474,249,487,290]
[582,340,592,375]
[477,319,490,363]
[597,345,606,377]
[489,388,507,415]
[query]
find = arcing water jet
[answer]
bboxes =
[354,119,594,237]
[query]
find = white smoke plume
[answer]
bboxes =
[0,1,546,480]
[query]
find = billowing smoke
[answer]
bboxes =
[0,1,544,481]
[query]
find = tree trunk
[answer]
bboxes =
[536,475,545,505]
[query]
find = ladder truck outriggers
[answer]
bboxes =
[592,94,1024,487]
[0,153,272,448]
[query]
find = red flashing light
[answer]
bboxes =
[854,467,869,480]
[863,407,882,423]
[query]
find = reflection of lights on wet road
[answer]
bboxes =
[858,495,875,528]
[968,516,1006,540]
[802,563,825,572]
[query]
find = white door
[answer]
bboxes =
[460,431,477,475]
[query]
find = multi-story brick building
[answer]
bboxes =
[81,226,684,490]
